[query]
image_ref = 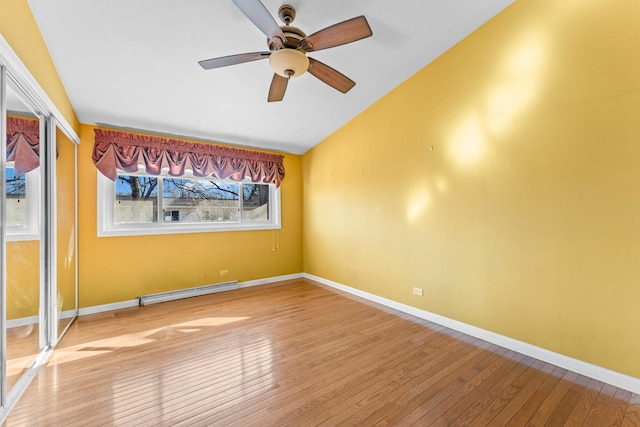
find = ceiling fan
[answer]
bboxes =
[198,0,373,102]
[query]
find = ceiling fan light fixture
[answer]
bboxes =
[269,48,309,78]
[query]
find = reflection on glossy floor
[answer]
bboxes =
[5,318,74,393]
[5,324,40,392]
[3,279,640,426]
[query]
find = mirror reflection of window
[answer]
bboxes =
[5,166,27,227]
[5,164,39,239]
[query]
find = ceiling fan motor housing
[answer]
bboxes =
[268,25,307,51]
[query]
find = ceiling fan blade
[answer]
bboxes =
[268,74,288,102]
[307,58,355,93]
[232,0,286,49]
[304,16,372,52]
[198,52,270,70]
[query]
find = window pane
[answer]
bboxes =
[242,184,270,221]
[162,178,240,223]
[6,167,27,227]
[114,175,158,223]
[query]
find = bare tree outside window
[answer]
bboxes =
[162,178,239,223]
[6,167,27,227]
[117,176,158,200]
[112,174,273,227]
[114,176,158,223]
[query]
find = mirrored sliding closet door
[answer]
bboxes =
[2,77,44,402]
[1,38,79,419]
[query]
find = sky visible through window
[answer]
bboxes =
[6,167,26,197]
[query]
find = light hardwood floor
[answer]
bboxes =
[3,279,640,426]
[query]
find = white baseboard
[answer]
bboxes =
[239,273,304,288]
[78,299,139,316]
[6,315,39,328]
[6,309,76,329]
[303,273,640,395]
[60,309,77,320]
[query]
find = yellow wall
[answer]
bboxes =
[303,0,640,378]
[6,240,39,319]
[0,0,79,132]
[56,128,77,312]
[78,125,303,307]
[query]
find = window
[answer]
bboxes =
[5,163,40,241]
[98,171,280,236]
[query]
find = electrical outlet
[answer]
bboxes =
[413,287,423,296]
[220,269,229,276]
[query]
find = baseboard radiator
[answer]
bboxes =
[138,280,239,306]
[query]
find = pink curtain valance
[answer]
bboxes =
[92,129,285,187]
[6,116,40,176]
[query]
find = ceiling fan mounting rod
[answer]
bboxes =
[278,4,296,25]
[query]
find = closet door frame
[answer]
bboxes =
[0,35,79,421]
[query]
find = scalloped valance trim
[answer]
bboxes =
[6,116,40,176]
[92,129,285,187]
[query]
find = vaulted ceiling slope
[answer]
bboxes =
[27,0,514,154]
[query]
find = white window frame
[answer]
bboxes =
[6,162,40,241]
[97,169,281,237]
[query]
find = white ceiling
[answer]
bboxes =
[27,0,514,154]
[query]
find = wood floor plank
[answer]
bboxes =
[482,359,549,425]
[446,354,535,426]
[542,372,592,426]
[601,387,633,426]
[584,383,622,426]
[462,356,544,425]
[524,370,581,426]
[563,377,605,427]
[622,393,640,427]
[502,364,566,426]
[350,347,494,422]
[307,339,491,426]
[2,278,638,427]
[401,347,512,425]
[324,341,496,426]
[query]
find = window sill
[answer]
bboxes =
[7,229,40,242]
[98,222,281,238]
